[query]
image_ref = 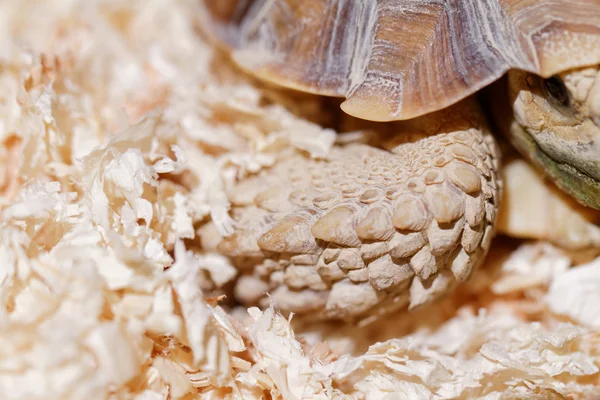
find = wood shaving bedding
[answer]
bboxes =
[0,1,598,399]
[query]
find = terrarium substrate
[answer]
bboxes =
[0,1,599,399]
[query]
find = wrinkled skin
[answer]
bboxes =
[507,66,600,209]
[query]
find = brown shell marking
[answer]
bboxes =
[201,0,600,121]
[217,100,501,322]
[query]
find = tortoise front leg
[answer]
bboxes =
[215,100,501,323]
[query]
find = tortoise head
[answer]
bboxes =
[507,67,600,209]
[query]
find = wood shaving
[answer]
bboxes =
[0,1,598,399]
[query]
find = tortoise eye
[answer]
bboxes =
[543,76,570,107]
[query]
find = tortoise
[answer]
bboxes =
[198,0,600,322]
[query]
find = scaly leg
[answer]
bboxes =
[217,99,501,322]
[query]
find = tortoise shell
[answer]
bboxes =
[201,0,600,121]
